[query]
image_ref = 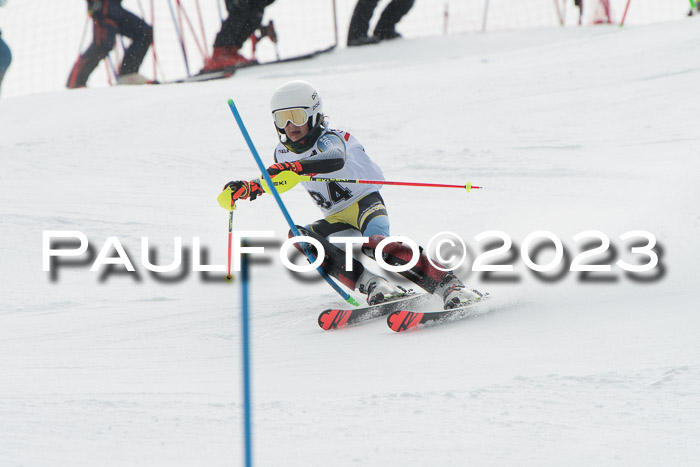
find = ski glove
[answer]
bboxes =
[217,180,263,211]
[266,161,303,177]
[227,180,264,201]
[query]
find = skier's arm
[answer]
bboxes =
[267,134,346,176]
[299,148,345,174]
[301,133,346,173]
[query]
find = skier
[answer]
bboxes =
[200,0,276,73]
[218,80,482,308]
[0,0,11,96]
[67,0,153,89]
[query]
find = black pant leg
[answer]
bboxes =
[214,0,273,48]
[348,0,380,42]
[66,12,117,88]
[292,225,366,291]
[112,7,152,75]
[373,0,414,37]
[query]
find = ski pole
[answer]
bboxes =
[227,99,361,307]
[257,171,482,194]
[307,177,482,192]
[226,204,235,282]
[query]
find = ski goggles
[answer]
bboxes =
[273,107,309,129]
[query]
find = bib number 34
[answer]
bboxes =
[309,182,353,209]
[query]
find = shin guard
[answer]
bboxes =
[361,235,452,293]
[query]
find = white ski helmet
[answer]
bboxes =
[270,80,323,132]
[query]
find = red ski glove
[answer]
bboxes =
[224,180,264,201]
[266,161,303,177]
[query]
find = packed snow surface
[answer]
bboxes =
[1,19,699,466]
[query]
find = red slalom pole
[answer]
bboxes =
[553,0,564,25]
[176,0,206,59]
[619,0,632,26]
[194,0,209,57]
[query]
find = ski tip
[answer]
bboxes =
[387,310,425,332]
[318,309,352,330]
[318,310,331,329]
[227,98,234,105]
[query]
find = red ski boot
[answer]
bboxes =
[201,46,256,72]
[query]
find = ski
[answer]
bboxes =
[168,69,235,84]
[318,292,428,330]
[165,45,336,85]
[240,45,336,69]
[387,296,490,332]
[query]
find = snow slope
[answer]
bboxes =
[1,19,700,466]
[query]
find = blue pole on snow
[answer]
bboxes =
[227,99,361,307]
[241,246,253,467]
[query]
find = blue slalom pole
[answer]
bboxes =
[227,99,361,307]
[241,246,252,467]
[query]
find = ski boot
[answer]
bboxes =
[201,46,255,72]
[373,28,402,42]
[358,272,407,305]
[117,73,153,85]
[436,275,483,309]
[347,35,380,47]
